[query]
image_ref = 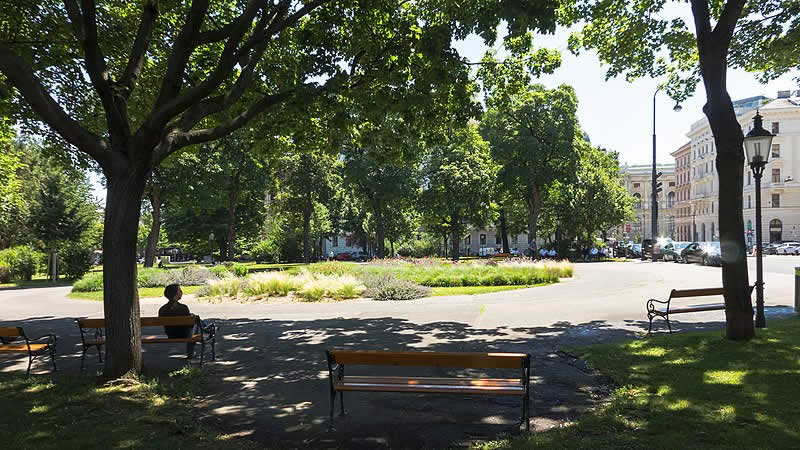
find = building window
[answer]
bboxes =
[772,168,781,183]
[480,234,486,245]
[495,235,501,245]
[772,122,780,134]
[333,236,339,247]
[748,195,751,209]
[772,144,780,158]
[747,172,751,185]
[669,181,675,187]
[772,194,780,208]
[633,193,641,208]
[633,182,640,188]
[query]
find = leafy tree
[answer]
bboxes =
[0,0,561,376]
[480,83,581,247]
[565,0,799,339]
[0,138,27,249]
[421,124,497,261]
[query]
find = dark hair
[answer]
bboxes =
[164,284,181,300]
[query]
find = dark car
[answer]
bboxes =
[629,244,642,259]
[613,243,627,258]
[681,242,721,266]
[663,242,689,262]
[641,239,654,260]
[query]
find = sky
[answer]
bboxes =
[453,25,800,168]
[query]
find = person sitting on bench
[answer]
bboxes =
[159,284,194,358]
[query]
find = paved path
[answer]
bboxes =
[0,260,796,448]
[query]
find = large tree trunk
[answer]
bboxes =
[143,186,161,268]
[302,194,312,264]
[526,185,542,246]
[451,212,460,261]
[375,206,385,258]
[499,207,510,253]
[102,171,146,378]
[692,0,753,340]
[225,174,241,261]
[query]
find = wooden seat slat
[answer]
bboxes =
[329,349,526,369]
[79,316,197,328]
[334,382,525,396]
[665,305,726,314]
[0,343,50,353]
[342,376,522,387]
[142,334,202,344]
[670,288,725,298]
[0,327,22,337]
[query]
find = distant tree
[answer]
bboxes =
[421,124,497,261]
[0,138,27,249]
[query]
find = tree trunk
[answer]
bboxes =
[302,195,312,264]
[225,174,241,261]
[375,206,385,258]
[143,186,161,268]
[692,0,754,340]
[442,234,448,258]
[499,208,510,253]
[390,240,394,257]
[451,212,460,261]
[526,185,542,246]
[102,172,146,378]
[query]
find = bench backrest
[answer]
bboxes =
[328,349,528,369]
[670,285,754,300]
[0,327,23,337]
[77,316,197,329]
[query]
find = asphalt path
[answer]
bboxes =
[0,260,796,447]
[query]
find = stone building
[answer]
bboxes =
[616,163,677,241]
[671,142,693,241]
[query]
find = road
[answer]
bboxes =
[0,260,796,447]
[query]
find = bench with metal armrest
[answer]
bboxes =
[76,315,216,370]
[646,286,755,335]
[326,349,531,432]
[0,326,57,375]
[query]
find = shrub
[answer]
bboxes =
[209,265,232,278]
[177,266,215,285]
[138,266,215,288]
[0,262,12,283]
[231,263,249,277]
[363,273,431,301]
[0,246,41,281]
[138,267,170,288]
[250,239,279,263]
[72,272,104,292]
[59,243,94,280]
[196,276,244,298]
[295,270,366,301]
[244,272,299,297]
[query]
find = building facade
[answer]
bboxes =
[682,90,800,244]
[671,142,693,241]
[617,163,677,241]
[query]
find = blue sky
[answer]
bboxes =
[454,26,799,167]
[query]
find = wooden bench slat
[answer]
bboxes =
[334,381,525,396]
[670,288,725,298]
[0,343,50,353]
[84,334,202,345]
[0,327,22,337]
[79,316,197,328]
[329,350,527,369]
[342,376,523,387]
[665,305,726,314]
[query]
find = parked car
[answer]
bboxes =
[509,248,522,256]
[765,243,781,255]
[612,242,627,258]
[775,243,800,255]
[479,247,500,257]
[662,242,689,262]
[349,250,370,262]
[628,244,642,259]
[334,252,353,261]
[681,242,721,266]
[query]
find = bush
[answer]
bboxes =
[362,273,431,301]
[0,246,41,281]
[231,263,249,277]
[295,270,366,301]
[196,276,244,298]
[244,272,300,297]
[59,243,94,280]
[0,262,11,283]
[177,266,215,285]
[250,239,279,263]
[72,272,104,292]
[209,265,232,278]
[138,266,215,288]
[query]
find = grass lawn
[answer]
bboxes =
[68,285,203,301]
[484,316,800,449]
[0,370,254,449]
[0,278,72,289]
[430,285,542,296]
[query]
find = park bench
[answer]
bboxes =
[325,349,531,432]
[77,315,216,370]
[0,326,57,375]
[646,286,754,335]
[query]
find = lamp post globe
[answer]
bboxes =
[744,110,775,329]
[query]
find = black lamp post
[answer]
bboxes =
[744,110,775,329]
[652,86,682,261]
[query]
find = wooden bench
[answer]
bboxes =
[325,349,531,432]
[77,315,216,370]
[0,326,57,375]
[646,286,754,335]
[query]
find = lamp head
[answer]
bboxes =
[744,110,775,167]
[673,103,682,112]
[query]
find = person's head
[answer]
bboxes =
[164,284,183,302]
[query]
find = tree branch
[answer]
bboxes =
[0,43,110,165]
[118,0,159,99]
[712,0,746,48]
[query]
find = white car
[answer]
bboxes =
[776,243,800,255]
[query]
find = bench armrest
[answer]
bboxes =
[198,320,216,340]
[29,333,57,347]
[646,298,669,314]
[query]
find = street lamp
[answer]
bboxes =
[652,86,682,261]
[744,110,776,329]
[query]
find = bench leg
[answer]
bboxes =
[211,339,216,361]
[339,391,345,416]
[50,346,57,372]
[199,342,205,366]
[80,347,87,372]
[96,344,103,363]
[666,315,672,334]
[27,353,33,376]
[328,390,336,432]
[647,314,655,336]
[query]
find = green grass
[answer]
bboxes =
[68,285,202,301]
[484,316,800,449]
[0,370,254,449]
[430,285,542,296]
[0,278,72,289]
